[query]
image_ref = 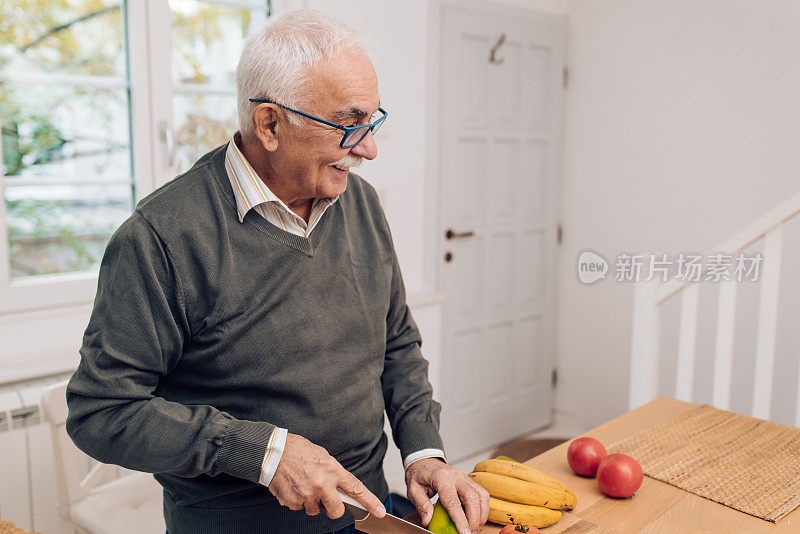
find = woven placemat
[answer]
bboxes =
[608,404,800,522]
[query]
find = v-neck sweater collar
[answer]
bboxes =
[209,143,333,257]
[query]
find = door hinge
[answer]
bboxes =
[562,65,569,89]
[557,224,563,245]
[551,368,558,388]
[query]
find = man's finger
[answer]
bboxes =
[320,490,345,520]
[304,498,322,516]
[338,471,386,518]
[406,480,434,526]
[476,484,490,525]
[437,486,470,534]
[458,485,482,533]
[267,476,295,509]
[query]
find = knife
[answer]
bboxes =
[337,490,431,534]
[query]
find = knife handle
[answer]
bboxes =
[336,490,371,521]
[337,490,365,510]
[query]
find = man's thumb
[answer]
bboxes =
[407,483,434,526]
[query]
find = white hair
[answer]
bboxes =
[236,9,375,138]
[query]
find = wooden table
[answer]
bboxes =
[478,397,800,533]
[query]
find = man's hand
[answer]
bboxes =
[268,433,386,520]
[405,458,490,534]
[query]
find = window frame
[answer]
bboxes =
[0,1,156,314]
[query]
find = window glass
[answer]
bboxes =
[173,92,237,169]
[169,0,267,171]
[0,0,125,76]
[1,0,133,279]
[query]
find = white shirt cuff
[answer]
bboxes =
[403,448,447,470]
[258,427,288,487]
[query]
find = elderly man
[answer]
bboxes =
[66,9,489,534]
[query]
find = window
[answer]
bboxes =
[1,1,133,281]
[170,0,266,171]
[0,0,268,314]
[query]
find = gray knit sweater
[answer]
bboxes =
[66,144,444,533]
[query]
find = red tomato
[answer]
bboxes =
[596,453,644,498]
[567,437,607,477]
[499,525,540,534]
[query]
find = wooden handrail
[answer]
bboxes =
[630,188,800,414]
[654,189,800,305]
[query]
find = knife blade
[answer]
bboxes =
[338,491,431,534]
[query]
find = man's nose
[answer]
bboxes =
[350,130,378,160]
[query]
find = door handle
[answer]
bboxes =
[445,228,475,240]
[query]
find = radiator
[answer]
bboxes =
[0,374,75,533]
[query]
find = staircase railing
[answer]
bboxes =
[629,190,800,424]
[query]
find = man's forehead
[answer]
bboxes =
[309,52,380,120]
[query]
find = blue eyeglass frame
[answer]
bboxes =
[248,97,388,149]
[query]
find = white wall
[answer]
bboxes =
[557,0,800,428]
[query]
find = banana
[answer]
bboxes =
[487,497,562,528]
[469,472,576,509]
[474,458,573,494]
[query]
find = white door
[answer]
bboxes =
[437,5,565,462]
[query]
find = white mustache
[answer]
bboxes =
[330,154,363,169]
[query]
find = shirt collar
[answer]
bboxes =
[224,132,340,223]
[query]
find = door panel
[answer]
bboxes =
[449,238,484,322]
[439,5,564,461]
[516,316,543,392]
[523,46,551,132]
[487,233,515,313]
[485,321,515,404]
[445,137,488,225]
[518,230,546,307]
[459,37,490,129]
[520,141,548,224]
[489,40,522,130]
[451,327,482,415]
[488,139,519,225]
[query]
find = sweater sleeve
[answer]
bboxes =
[66,212,273,483]
[380,247,446,462]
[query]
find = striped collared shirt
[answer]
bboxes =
[223,133,446,486]
[225,132,339,236]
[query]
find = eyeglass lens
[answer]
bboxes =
[342,119,385,148]
[342,127,369,148]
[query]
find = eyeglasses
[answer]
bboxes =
[248,98,388,149]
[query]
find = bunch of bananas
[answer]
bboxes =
[468,458,576,528]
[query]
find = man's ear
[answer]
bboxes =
[251,104,280,152]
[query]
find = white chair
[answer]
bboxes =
[41,381,166,534]
[629,190,800,422]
